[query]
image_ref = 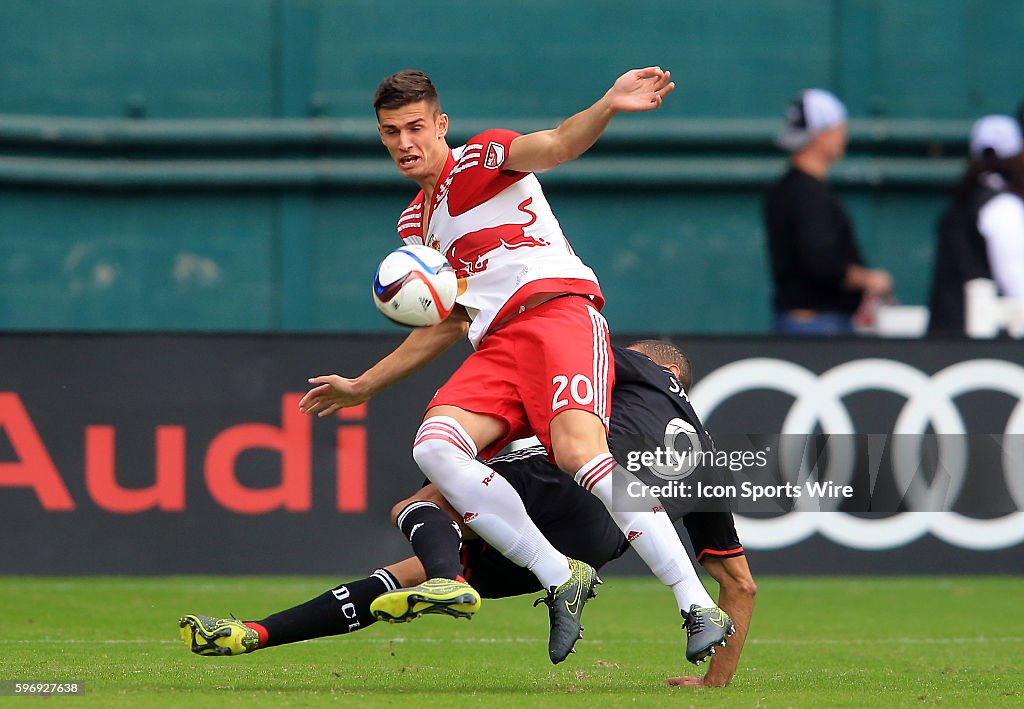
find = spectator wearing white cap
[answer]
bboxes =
[927,115,1024,335]
[764,89,893,336]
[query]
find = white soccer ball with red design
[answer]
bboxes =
[372,245,458,327]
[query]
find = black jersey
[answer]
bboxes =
[607,346,713,470]
[474,346,742,591]
[607,346,733,518]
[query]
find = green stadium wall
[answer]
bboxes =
[1,0,1021,333]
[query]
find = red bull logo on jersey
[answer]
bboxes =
[444,198,548,278]
[483,141,505,169]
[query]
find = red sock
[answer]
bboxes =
[245,621,269,649]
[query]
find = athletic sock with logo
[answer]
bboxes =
[575,453,715,611]
[412,416,571,589]
[247,568,399,648]
[396,500,464,580]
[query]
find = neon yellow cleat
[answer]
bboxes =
[370,578,481,623]
[178,613,259,656]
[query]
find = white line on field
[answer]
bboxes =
[3,636,1022,646]
[746,636,1024,646]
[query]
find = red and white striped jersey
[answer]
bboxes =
[396,129,603,347]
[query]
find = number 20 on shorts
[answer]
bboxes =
[551,374,595,411]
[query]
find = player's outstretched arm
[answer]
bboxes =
[504,66,674,173]
[299,314,468,417]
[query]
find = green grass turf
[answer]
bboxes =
[0,575,1021,707]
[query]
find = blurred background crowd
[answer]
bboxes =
[1,1,1022,339]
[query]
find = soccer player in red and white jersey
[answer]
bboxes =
[299,68,731,663]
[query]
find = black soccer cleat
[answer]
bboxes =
[533,558,600,664]
[681,604,735,665]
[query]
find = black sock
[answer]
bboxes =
[253,569,399,648]
[396,501,464,580]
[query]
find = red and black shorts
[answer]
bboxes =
[681,513,744,565]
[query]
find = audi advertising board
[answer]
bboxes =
[679,337,1024,573]
[1,334,1021,575]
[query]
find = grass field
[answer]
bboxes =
[1,575,1021,707]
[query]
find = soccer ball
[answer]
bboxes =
[372,245,458,327]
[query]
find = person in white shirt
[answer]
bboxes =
[974,117,1024,299]
[927,115,1024,334]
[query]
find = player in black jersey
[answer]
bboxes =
[178,341,755,687]
[375,342,752,685]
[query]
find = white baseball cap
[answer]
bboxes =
[969,115,1023,159]
[776,89,848,152]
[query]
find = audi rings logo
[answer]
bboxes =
[689,358,1024,551]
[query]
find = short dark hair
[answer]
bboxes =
[628,339,693,390]
[373,70,441,115]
